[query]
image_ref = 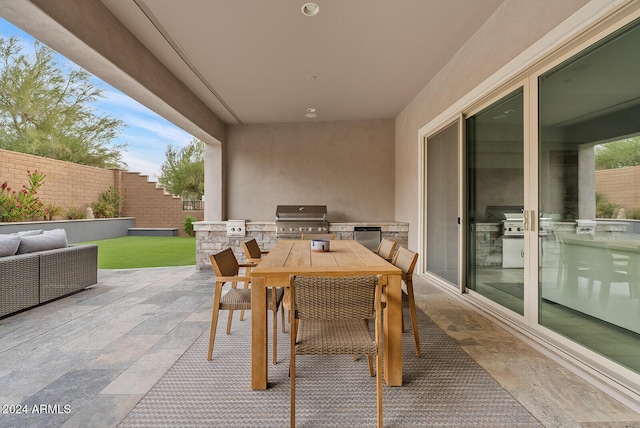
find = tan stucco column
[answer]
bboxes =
[204,141,223,221]
[579,143,596,219]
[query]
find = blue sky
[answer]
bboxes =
[0,18,194,181]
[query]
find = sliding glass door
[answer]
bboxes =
[537,16,640,373]
[425,121,459,285]
[419,9,640,388]
[466,88,526,315]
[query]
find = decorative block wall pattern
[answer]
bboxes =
[0,149,113,211]
[595,166,640,214]
[121,172,203,235]
[0,149,202,236]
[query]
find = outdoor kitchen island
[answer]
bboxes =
[194,220,409,270]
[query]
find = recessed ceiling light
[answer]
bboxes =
[306,107,316,113]
[301,3,320,17]
[305,112,318,118]
[306,75,317,80]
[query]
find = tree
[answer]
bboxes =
[158,138,204,199]
[0,36,127,168]
[595,137,640,170]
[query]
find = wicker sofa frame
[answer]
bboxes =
[0,244,98,318]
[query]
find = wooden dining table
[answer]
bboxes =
[249,239,403,390]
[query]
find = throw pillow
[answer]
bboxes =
[0,233,21,257]
[17,228,69,254]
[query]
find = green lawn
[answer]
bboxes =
[79,236,196,269]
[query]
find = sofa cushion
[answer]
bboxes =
[17,228,68,254]
[0,233,21,257]
[17,229,44,236]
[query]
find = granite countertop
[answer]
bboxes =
[194,220,409,232]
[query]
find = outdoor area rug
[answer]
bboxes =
[119,305,542,427]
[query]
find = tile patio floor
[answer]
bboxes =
[0,265,639,427]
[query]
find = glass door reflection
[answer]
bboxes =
[466,88,525,315]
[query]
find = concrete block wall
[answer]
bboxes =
[0,149,113,212]
[121,172,203,236]
[1,149,202,235]
[595,166,640,214]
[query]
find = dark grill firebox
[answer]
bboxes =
[275,205,329,239]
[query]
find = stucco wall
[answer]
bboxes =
[394,0,591,250]
[225,119,395,222]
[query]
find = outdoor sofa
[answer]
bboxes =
[0,229,98,317]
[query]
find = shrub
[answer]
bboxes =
[91,186,124,218]
[90,200,115,218]
[184,215,197,237]
[66,207,86,220]
[0,170,46,222]
[595,193,620,218]
[626,208,640,220]
[100,186,124,216]
[43,203,64,221]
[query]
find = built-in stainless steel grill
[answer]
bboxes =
[485,205,525,268]
[275,205,328,239]
[502,212,524,236]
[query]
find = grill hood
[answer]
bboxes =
[275,205,327,221]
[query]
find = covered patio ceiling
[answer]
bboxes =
[0,0,505,126]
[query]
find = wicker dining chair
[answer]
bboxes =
[289,275,384,428]
[242,238,286,332]
[242,238,269,264]
[375,238,397,262]
[392,246,421,357]
[208,248,284,364]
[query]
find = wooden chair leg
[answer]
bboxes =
[284,288,292,329]
[207,282,223,361]
[367,355,374,377]
[407,280,421,358]
[239,276,249,321]
[281,289,286,333]
[207,307,220,361]
[290,354,296,428]
[290,309,296,428]
[376,351,383,428]
[239,270,250,321]
[226,309,234,335]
